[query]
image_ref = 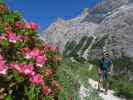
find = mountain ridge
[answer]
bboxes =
[42,0,133,59]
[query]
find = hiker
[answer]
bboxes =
[97,51,113,95]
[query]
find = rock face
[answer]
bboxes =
[42,0,133,59]
[99,4,133,57]
[43,10,99,52]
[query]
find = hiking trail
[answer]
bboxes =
[79,78,125,100]
[88,78,125,100]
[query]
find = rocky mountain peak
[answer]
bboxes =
[81,8,89,17]
[42,0,133,59]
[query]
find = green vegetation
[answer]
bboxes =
[112,56,133,74]
[63,40,77,56]
[77,36,89,51]
[62,33,133,100]
[63,36,94,62]
[80,36,93,55]
[0,0,4,3]
[63,36,90,57]
[110,76,133,100]
[91,35,108,49]
[55,58,102,100]
[110,56,133,100]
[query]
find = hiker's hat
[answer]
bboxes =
[102,48,109,56]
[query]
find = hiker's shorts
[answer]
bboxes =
[99,70,110,82]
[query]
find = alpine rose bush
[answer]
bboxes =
[0,3,62,100]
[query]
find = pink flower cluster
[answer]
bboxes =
[10,63,44,85]
[15,21,24,29]
[0,32,23,44]
[43,43,58,52]
[30,74,44,85]
[30,22,39,31]
[22,48,47,67]
[0,21,56,94]
[6,32,23,43]
[10,63,34,76]
[16,21,39,31]
[0,54,8,75]
[25,22,39,31]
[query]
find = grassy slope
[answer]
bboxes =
[55,58,102,100]
[55,56,133,100]
[62,34,133,100]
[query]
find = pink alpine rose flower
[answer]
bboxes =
[10,63,34,76]
[25,52,33,59]
[21,48,32,59]
[0,55,3,60]
[15,21,25,29]
[36,55,47,67]
[42,86,51,96]
[22,48,39,59]
[22,48,47,67]
[15,21,21,28]
[25,22,39,31]
[30,49,41,59]
[30,22,39,31]
[24,48,45,60]
[7,32,23,43]
[0,55,8,75]
[43,43,58,52]
[0,61,8,75]
[10,63,24,74]
[21,48,31,58]
[0,35,6,42]
[23,64,34,76]
[17,35,24,42]
[30,74,44,85]
[0,67,8,75]
[7,32,17,43]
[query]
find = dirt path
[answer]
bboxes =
[88,78,125,100]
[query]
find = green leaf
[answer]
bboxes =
[5,95,12,100]
[4,14,14,23]
[14,42,20,48]
[0,0,4,3]
[0,25,4,34]
[12,70,23,82]
[25,85,36,100]
[1,40,9,48]
[14,42,25,48]
[43,96,52,100]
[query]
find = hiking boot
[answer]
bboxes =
[104,91,108,95]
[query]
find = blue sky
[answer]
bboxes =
[5,0,101,30]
